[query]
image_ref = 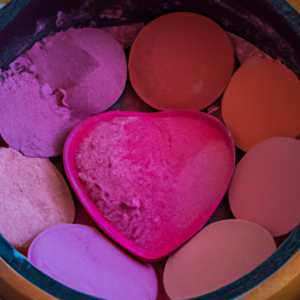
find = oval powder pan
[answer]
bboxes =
[163,219,276,300]
[28,224,158,300]
[63,110,235,261]
[221,56,300,152]
[229,137,300,237]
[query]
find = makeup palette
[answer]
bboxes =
[1,0,300,299]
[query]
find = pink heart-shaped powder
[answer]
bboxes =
[63,110,235,261]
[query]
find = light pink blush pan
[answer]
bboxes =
[229,137,300,237]
[28,224,158,300]
[163,219,276,299]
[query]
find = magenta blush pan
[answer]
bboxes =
[229,137,300,237]
[63,110,235,261]
[28,224,158,300]
[163,219,276,299]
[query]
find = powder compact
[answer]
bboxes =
[0,1,300,300]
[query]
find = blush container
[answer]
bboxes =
[0,0,300,300]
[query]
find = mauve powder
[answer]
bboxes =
[0,27,127,157]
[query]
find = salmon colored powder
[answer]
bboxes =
[163,219,276,299]
[229,137,300,237]
[129,12,234,111]
[221,56,300,152]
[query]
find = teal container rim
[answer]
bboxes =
[1,225,300,300]
[0,0,300,299]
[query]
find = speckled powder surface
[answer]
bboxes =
[74,114,234,253]
[0,27,127,157]
[28,224,158,300]
[0,148,75,248]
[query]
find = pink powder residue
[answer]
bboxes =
[74,113,234,253]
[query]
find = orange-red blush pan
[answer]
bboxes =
[129,12,234,111]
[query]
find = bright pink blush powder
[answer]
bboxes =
[74,111,235,254]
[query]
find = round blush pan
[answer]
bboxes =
[221,56,300,152]
[229,137,300,237]
[0,27,127,157]
[129,12,234,111]
[163,219,276,299]
[28,224,158,300]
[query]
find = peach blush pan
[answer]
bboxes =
[221,56,300,152]
[63,110,235,261]
[229,137,300,237]
[0,148,75,249]
[163,219,276,300]
[28,224,158,300]
[128,12,234,111]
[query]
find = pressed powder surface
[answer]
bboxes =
[0,148,75,248]
[129,12,234,111]
[69,110,235,259]
[221,56,300,152]
[163,219,276,300]
[28,224,158,300]
[0,27,127,157]
[229,137,300,237]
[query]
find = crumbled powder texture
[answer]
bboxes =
[100,7,124,19]
[226,32,272,65]
[0,28,127,157]
[101,23,145,49]
[0,148,75,248]
[75,115,233,253]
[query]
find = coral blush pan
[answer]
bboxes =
[229,137,300,237]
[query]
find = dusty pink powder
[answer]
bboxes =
[74,113,234,253]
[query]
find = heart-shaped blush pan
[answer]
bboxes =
[63,110,235,261]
